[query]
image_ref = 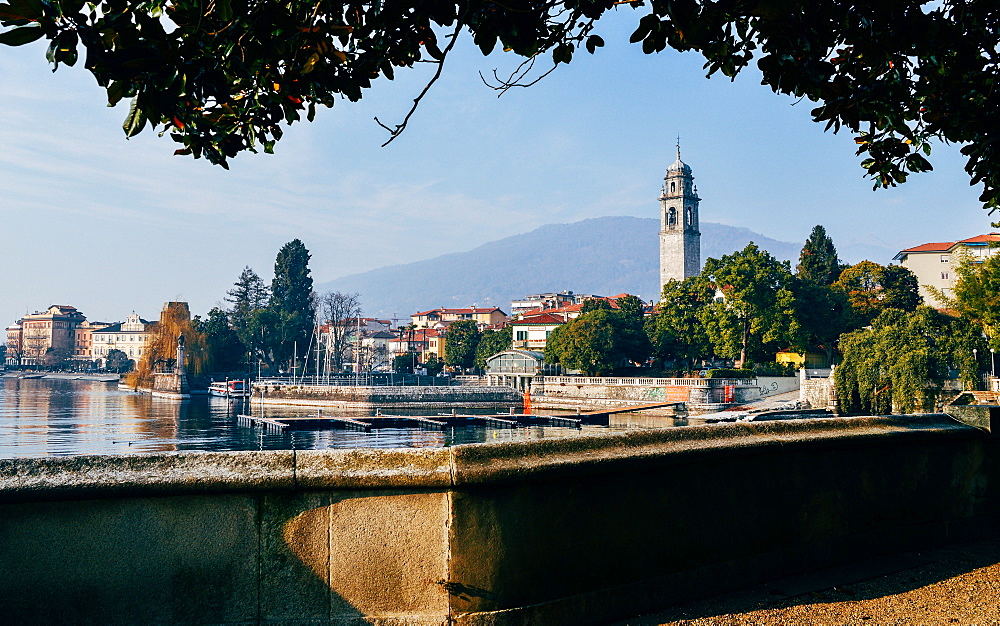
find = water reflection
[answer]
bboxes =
[0,378,666,458]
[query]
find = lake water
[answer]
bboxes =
[0,377,665,458]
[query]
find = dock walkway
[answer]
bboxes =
[236,401,678,432]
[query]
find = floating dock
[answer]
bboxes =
[236,402,680,432]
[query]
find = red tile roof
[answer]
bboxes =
[956,233,1000,245]
[898,242,954,254]
[511,313,566,325]
[412,307,505,317]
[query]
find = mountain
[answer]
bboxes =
[315,216,894,320]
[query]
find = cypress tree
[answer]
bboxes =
[269,240,315,372]
[797,225,841,285]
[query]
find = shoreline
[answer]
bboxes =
[2,372,119,382]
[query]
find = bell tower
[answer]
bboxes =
[659,142,701,292]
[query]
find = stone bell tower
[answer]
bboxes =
[659,142,701,292]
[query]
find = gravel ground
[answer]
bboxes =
[613,535,1000,625]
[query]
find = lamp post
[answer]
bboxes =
[974,348,979,389]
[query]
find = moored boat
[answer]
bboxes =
[208,379,251,398]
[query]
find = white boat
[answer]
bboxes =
[208,379,251,398]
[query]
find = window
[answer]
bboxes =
[667,208,676,226]
[942,272,950,280]
[516,330,528,341]
[670,182,676,193]
[941,255,950,263]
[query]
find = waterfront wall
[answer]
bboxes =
[530,375,794,412]
[253,384,523,409]
[0,415,997,624]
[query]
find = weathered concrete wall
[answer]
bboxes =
[802,376,838,411]
[254,384,523,409]
[756,375,800,397]
[0,416,997,624]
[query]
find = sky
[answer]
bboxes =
[0,10,994,331]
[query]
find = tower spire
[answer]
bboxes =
[676,135,681,160]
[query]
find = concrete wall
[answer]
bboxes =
[254,384,523,409]
[802,376,838,411]
[1,416,998,624]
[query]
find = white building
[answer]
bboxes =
[91,313,155,365]
[894,233,1000,308]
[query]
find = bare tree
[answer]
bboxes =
[317,292,362,373]
[23,331,48,366]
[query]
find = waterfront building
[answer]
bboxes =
[91,312,156,365]
[894,233,1000,308]
[17,305,88,366]
[511,313,567,351]
[410,306,507,329]
[484,350,560,390]
[73,320,113,361]
[659,143,702,292]
[5,322,22,366]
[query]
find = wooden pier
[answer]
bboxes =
[236,401,679,433]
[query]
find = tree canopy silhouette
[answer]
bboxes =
[3,0,998,208]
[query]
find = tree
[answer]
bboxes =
[836,307,984,414]
[226,266,270,348]
[105,348,132,373]
[393,353,417,374]
[835,261,921,326]
[796,225,841,286]
[700,244,800,367]
[947,251,1000,350]
[317,291,362,373]
[269,239,315,372]
[789,278,852,364]
[423,353,445,377]
[5,0,1000,208]
[444,320,481,372]
[615,294,646,326]
[475,326,513,369]
[196,307,245,372]
[545,309,650,375]
[581,298,613,313]
[41,347,70,370]
[129,302,207,386]
[647,278,713,371]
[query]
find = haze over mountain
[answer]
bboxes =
[316,217,894,320]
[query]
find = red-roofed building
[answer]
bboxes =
[894,233,1000,308]
[510,312,568,351]
[411,307,507,329]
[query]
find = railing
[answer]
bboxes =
[539,376,756,387]
[255,374,466,387]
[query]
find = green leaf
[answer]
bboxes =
[122,96,146,137]
[0,25,43,46]
[216,0,232,21]
[106,80,128,106]
[585,35,604,54]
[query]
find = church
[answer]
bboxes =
[658,144,701,293]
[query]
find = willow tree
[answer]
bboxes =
[835,307,983,415]
[127,302,207,387]
[947,251,1000,350]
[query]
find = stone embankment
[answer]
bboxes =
[1,414,997,624]
[253,383,524,409]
